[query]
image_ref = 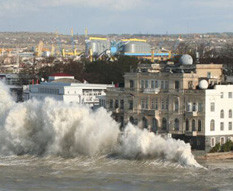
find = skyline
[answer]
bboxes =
[0,0,233,35]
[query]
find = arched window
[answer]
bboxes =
[162,118,167,130]
[220,137,225,145]
[192,119,196,131]
[198,120,202,132]
[152,118,158,133]
[174,118,179,131]
[210,119,215,131]
[129,116,134,124]
[186,119,189,131]
[220,110,224,118]
[211,137,216,147]
[142,117,148,129]
[229,109,232,118]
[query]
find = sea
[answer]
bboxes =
[0,82,232,190]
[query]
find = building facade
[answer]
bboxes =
[104,55,233,151]
[27,73,114,107]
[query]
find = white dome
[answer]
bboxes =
[199,80,208,89]
[179,54,193,65]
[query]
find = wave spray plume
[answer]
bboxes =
[0,82,201,167]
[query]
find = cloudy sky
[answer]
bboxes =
[0,0,232,34]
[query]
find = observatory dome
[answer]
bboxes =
[179,54,193,65]
[199,80,208,89]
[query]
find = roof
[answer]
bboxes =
[51,78,81,83]
[50,73,73,77]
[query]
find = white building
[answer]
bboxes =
[204,85,233,148]
[27,73,114,107]
[0,73,23,101]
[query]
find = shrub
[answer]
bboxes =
[209,143,221,153]
[221,140,233,152]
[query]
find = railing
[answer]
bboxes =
[143,88,160,94]
[185,131,197,136]
[185,111,198,117]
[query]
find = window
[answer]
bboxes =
[210,102,215,112]
[161,99,165,110]
[145,99,148,109]
[198,103,203,112]
[220,137,225,145]
[192,103,197,112]
[174,99,179,112]
[192,119,196,131]
[186,119,189,131]
[161,81,164,89]
[220,92,224,99]
[207,72,211,78]
[187,102,192,112]
[120,116,124,130]
[229,122,232,130]
[152,118,158,132]
[141,99,145,109]
[141,80,144,89]
[210,120,215,131]
[129,80,134,88]
[142,117,148,129]
[145,80,149,88]
[129,100,133,110]
[220,110,224,118]
[220,122,224,131]
[162,118,167,130]
[155,81,159,88]
[198,120,202,132]
[211,137,216,147]
[165,81,169,89]
[174,118,179,131]
[120,100,124,109]
[188,81,193,89]
[175,81,180,90]
[115,100,119,109]
[229,92,232,98]
[129,116,134,124]
[151,80,155,88]
[155,98,158,110]
[165,98,169,110]
[229,110,232,118]
[109,99,113,109]
[151,99,155,109]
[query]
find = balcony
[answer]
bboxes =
[185,111,198,117]
[185,131,197,136]
[143,88,160,94]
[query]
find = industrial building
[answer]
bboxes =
[85,37,173,61]
[103,55,233,151]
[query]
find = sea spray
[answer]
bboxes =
[0,82,201,167]
[116,123,201,167]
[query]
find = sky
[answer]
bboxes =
[0,0,233,34]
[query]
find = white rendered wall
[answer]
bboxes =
[205,85,233,136]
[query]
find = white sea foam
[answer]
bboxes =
[0,81,201,167]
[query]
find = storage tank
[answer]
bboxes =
[85,38,110,56]
[123,41,151,53]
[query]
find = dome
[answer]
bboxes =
[179,54,193,65]
[199,80,208,89]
